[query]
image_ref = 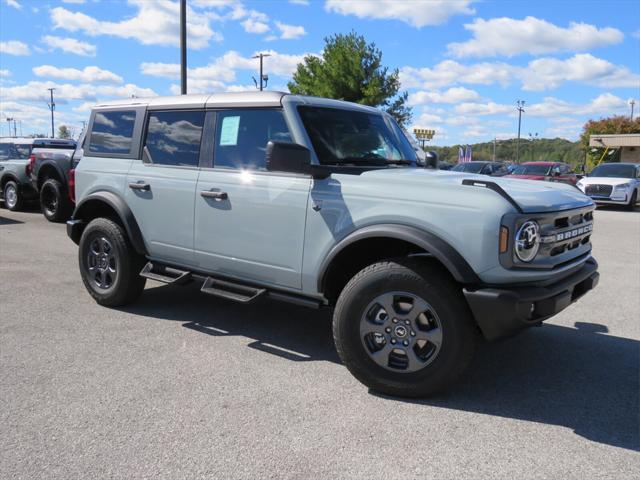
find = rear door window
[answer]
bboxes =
[88,110,136,155]
[143,110,205,167]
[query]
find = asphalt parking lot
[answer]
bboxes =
[1,206,638,479]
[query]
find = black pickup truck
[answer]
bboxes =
[28,137,80,222]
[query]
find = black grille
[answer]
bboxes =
[585,184,612,197]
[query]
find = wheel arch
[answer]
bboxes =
[37,162,65,189]
[1,172,20,189]
[71,191,147,255]
[318,224,480,302]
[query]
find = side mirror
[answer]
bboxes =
[266,141,311,175]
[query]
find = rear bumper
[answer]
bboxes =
[464,258,599,341]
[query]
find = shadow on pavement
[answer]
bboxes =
[124,283,639,452]
[0,215,24,225]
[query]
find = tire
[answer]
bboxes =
[333,258,477,398]
[78,217,147,307]
[627,189,638,211]
[40,178,72,223]
[3,180,23,211]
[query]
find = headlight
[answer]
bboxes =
[614,183,631,190]
[515,220,540,262]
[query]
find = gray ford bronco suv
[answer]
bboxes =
[67,92,599,397]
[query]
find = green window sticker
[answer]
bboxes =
[219,116,240,146]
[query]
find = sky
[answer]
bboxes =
[0,0,638,145]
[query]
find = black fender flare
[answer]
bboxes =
[72,191,147,255]
[36,160,67,187]
[317,224,480,292]
[0,171,21,189]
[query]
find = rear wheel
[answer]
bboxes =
[40,178,72,222]
[79,218,146,307]
[3,181,23,211]
[333,259,477,398]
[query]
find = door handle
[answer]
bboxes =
[201,190,228,201]
[129,181,150,191]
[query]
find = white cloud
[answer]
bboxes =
[0,69,10,78]
[325,0,475,27]
[401,54,639,92]
[0,81,156,104]
[142,50,308,93]
[242,18,270,34]
[4,0,21,10]
[50,0,222,49]
[289,0,309,5]
[0,40,30,56]
[414,113,443,126]
[448,17,624,57]
[61,0,85,4]
[275,21,306,40]
[33,65,123,84]
[453,102,512,117]
[523,53,640,91]
[409,87,480,105]
[633,30,640,40]
[42,35,96,57]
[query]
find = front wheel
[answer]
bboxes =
[3,180,23,211]
[628,189,638,211]
[79,218,147,307]
[333,259,477,398]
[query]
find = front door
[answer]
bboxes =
[194,108,311,290]
[125,109,206,267]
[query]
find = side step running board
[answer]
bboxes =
[201,277,266,304]
[140,262,192,285]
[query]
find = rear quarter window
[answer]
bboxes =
[88,110,137,155]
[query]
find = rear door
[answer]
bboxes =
[125,109,205,266]
[194,108,311,289]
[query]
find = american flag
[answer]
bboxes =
[459,145,472,163]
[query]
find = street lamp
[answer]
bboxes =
[252,53,271,91]
[413,128,435,150]
[47,88,56,138]
[515,100,525,163]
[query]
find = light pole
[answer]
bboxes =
[47,88,56,138]
[180,0,187,95]
[6,117,14,138]
[631,99,636,121]
[528,132,538,161]
[492,137,498,161]
[515,100,525,163]
[252,53,271,91]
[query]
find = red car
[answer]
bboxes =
[507,161,578,185]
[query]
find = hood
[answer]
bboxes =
[352,168,592,213]
[579,176,634,186]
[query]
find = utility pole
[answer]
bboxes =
[492,138,497,161]
[515,100,525,163]
[19,120,22,137]
[180,0,187,95]
[252,53,271,91]
[6,118,14,138]
[47,88,56,138]
[631,99,636,121]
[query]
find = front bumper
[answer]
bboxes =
[66,218,84,244]
[463,258,599,341]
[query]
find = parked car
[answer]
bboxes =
[67,92,598,397]
[451,161,509,176]
[28,138,78,222]
[577,162,640,210]
[1,137,40,210]
[508,161,578,185]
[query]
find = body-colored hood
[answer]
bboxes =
[341,167,591,214]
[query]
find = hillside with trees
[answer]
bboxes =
[428,138,583,167]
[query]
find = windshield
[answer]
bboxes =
[298,106,417,166]
[511,164,551,175]
[14,144,32,159]
[590,163,636,178]
[452,162,485,174]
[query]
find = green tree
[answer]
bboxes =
[57,125,71,139]
[580,115,640,169]
[288,32,412,126]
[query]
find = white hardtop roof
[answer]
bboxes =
[90,91,384,114]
